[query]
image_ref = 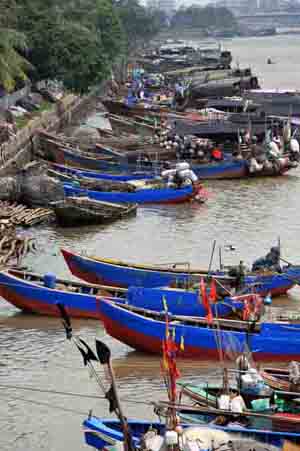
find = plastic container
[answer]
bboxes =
[43,272,57,289]
[218,394,230,410]
[251,398,270,412]
[165,430,178,446]
[290,138,300,152]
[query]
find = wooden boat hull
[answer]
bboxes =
[98,299,300,361]
[47,146,295,181]
[61,248,300,294]
[193,160,247,179]
[102,99,171,118]
[61,248,229,288]
[63,183,203,205]
[83,416,300,451]
[51,163,155,182]
[259,368,300,392]
[193,159,295,179]
[0,271,243,318]
[52,198,137,227]
[48,146,129,171]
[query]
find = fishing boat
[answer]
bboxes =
[51,157,295,182]
[44,144,130,171]
[50,163,155,182]
[178,380,273,410]
[51,197,137,227]
[83,416,300,451]
[61,248,300,294]
[55,305,300,451]
[96,299,300,361]
[63,182,206,205]
[52,158,247,181]
[260,365,300,393]
[101,98,172,118]
[0,270,246,318]
[179,371,300,411]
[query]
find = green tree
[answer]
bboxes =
[0,0,31,91]
[116,0,161,52]
[17,0,124,93]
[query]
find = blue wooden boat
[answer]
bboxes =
[192,160,247,179]
[0,270,244,318]
[97,299,300,362]
[61,248,300,295]
[52,159,246,181]
[83,416,300,451]
[64,182,204,205]
[47,144,156,172]
[48,144,295,180]
[50,163,155,182]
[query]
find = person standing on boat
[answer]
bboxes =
[252,246,281,272]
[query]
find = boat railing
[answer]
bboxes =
[151,261,191,270]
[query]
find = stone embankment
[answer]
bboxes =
[0,90,101,177]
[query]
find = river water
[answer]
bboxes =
[2,35,300,451]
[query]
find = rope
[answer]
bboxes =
[0,383,152,406]
[0,393,88,416]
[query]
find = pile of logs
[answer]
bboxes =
[0,201,54,227]
[0,223,36,267]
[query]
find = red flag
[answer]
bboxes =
[200,277,213,324]
[209,279,217,303]
[162,334,181,402]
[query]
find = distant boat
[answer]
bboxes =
[267,58,275,65]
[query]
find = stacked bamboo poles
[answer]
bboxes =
[0,202,54,227]
[0,222,36,267]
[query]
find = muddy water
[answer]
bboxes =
[2,35,300,450]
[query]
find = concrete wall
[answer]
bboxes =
[0,90,100,177]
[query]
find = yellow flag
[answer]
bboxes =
[180,335,185,351]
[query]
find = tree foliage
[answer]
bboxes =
[115,0,163,51]
[0,0,31,91]
[0,0,162,93]
[16,0,125,93]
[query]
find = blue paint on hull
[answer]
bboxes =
[51,163,155,181]
[99,299,300,361]
[63,184,195,204]
[61,249,300,295]
[83,417,300,451]
[0,272,243,318]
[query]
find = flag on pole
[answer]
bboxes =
[209,278,217,303]
[200,277,213,324]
